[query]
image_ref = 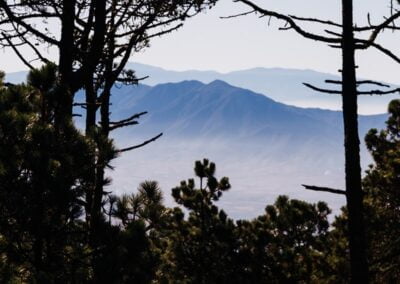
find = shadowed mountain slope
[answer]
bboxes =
[106,80,386,218]
[111,79,385,145]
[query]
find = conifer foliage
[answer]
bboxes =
[328,100,400,282]
[0,73,399,282]
[0,64,94,282]
[362,100,400,280]
[0,0,399,282]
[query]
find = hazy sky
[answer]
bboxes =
[1,0,400,84]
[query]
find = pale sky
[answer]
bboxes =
[1,0,400,84]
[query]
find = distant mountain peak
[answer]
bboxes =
[163,80,204,87]
[208,79,231,87]
[153,80,237,92]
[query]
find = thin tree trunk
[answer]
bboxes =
[89,0,115,251]
[85,77,97,222]
[57,0,76,125]
[341,0,369,282]
[85,79,97,135]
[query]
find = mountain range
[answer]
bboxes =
[6,62,398,114]
[5,65,392,218]
[123,62,398,114]
[110,79,385,142]
[105,80,386,219]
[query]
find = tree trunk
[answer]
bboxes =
[89,1,114,253]
[85,76,97,223]
[341,0,369,282]
[57,0,76,125]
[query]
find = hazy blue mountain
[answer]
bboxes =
[110,79,385,144]
[7,62,397,114]
[6,68,391,218]
[125,62,398,114]
[106,80,386,219]
[126,62,220,84]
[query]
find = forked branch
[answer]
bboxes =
[235,0,341,44]
[303,83,341,94]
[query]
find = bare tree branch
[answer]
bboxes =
[109,111,148,125]
[109,121,139,131]
[117,133,163,153]
[302,184,346,195]
[289,15,342,28]
[325,79,391,88]
[235,0,341,44]
[325,79,342,85]
[365,41,400,64]
[356,80,391,88]
[0,1,60,46]
[303,82,342,94]
[354,10,400,42]
[220,10,256,19]
[1,32,34,70]
[358,87,400,96]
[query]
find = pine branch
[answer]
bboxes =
[144,23,184,40]
[356,80,390,88]
[354,11,400,43]
[109,120,139,131]
[358,87,400,96]
[22,34,51,64]
[305,81,398,96]
[2,32,34,70]
[73,102,102,106]
[356,40,400,64]
[325,79,391,88]
[325,79,342,85]
[302,184,346,195]
[220,10,256,19]
[116,75,149,84]
[117,133,163,153]
[0,1,60,46]
[109,111,148,125]
[289,15,342,28]
[303,83,341,94]
[235,0,341,43]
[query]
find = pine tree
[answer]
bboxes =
[363,100,400,281]
[329,99,400,282]
[156,159,334,283]
[0,65,94,281]
[232,2,400,280]
[156,159,237,282]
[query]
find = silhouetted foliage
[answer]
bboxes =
[159,159,237,282]
[234,1,400,281]
[1,1,399,281]
[1,70,399,282]
[0,64,93,282]
[0,5,220,279]
[363,100,400,280]
[151,160,334,283]
[329,99,400,282]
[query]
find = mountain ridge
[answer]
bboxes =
[109,79,386,164]
[7,62,398,114]
[107,79,387,218]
